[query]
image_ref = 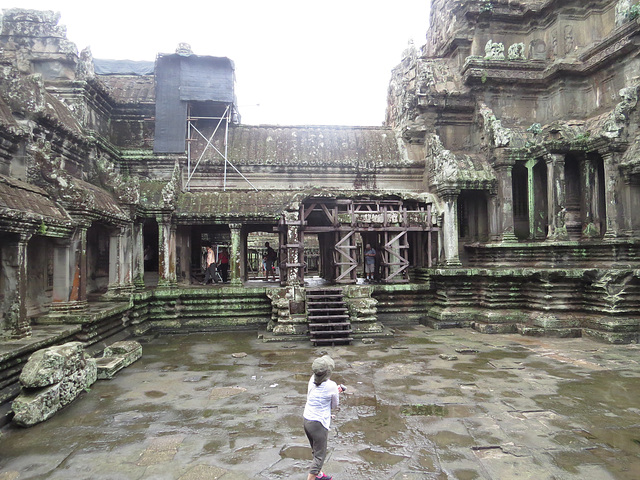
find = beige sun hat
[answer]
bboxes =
[311,355,335,385]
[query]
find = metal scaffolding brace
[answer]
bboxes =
[184,103,258,192]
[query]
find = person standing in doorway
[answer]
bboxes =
[364,243,376,282]
[218,247,229,283]
[202,245,217,285]
[303,355,343,480]
[263,242,277,282]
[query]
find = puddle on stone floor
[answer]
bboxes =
[279,445,309,459]
[144,390,167,398]
[357,447,407,466]
[401,403,476,417]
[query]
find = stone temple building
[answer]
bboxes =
[0,0,638,421]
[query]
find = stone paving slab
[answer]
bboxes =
[0,326,639,479]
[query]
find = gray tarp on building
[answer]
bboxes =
[153,54,235,154]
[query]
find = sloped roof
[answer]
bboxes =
[175,190,292,221]
[62,178,129,223]
[0,174,72,231]
[197,125,419,167]
[99,75,155,104]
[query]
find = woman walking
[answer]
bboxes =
[303,355,343,480]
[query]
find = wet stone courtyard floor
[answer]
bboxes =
[0,325,639,480]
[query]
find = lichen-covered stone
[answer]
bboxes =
[12,342,97,427]
[19,342,84,388]
[103,340,142,368]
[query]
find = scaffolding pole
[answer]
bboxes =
[184,104,258,192]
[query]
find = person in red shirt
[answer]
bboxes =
[218,247,230,283]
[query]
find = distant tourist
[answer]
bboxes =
[263,242,277,282]
[364,244,376,282]
[202,245,217,285]
[218,247,229,283]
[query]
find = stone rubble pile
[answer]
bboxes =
[12,340,143,426]
[12,342,97,427]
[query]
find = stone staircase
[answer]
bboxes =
[307,288,353,346]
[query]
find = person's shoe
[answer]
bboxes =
[315,473,332,480]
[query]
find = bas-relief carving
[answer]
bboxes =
[485,40,505,60]
[508,43,526,61]
[564,25,575,55]
[529,40,547,61]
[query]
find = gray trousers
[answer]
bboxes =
[304,419,329,475]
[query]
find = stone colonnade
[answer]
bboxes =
[436,147,626,264]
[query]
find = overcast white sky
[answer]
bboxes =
[11,0,431,126]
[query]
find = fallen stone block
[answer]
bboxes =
[19,342,85,388]
[95,356,125,380]
[12,384,61,427]
[103,340,142,368]
[12,342,97,427]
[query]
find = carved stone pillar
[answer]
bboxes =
[50,228,88,312]
[229,223,243,286]
[545,153,568,240]
[439,188,462,266]
[157,214,177,287]
[2,234,32,338]
[487,187,500,242]
[579,156,599,237]
[106,226,135,296]
[283,210,304,286]
[494,160,517,243]
[133,221,145,289]
[601,151,622,238]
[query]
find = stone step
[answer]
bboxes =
[309,322,351,328]
[308,307,348,313]
[308,315,350,321]
[312,337,354,345]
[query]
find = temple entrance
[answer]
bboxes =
[278,197,439,285]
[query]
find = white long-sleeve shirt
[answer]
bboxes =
[303,376,339,430]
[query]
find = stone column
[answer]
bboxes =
[601,151,622,238]
[157,214,177,287]
[283,210,304,286]
[74,226,88,304]
[494,159,518,243]
[579,157,599,237]
[52,238,71,305]
[107,228,122,295]
[545,153,568,240]
[133,221,145,289]
[2,234,32,338]
[487,188,500,242]
[229,223,243,286]
[439,188,462,266]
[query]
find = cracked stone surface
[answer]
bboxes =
[1,326,639,479]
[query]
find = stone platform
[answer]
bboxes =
[0,326,638,479]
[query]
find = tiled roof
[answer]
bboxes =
[66,178,129,221]
[0,174,71,225]
[176,190,293,219]
[98,75,155,104]
[191,125,417,167]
